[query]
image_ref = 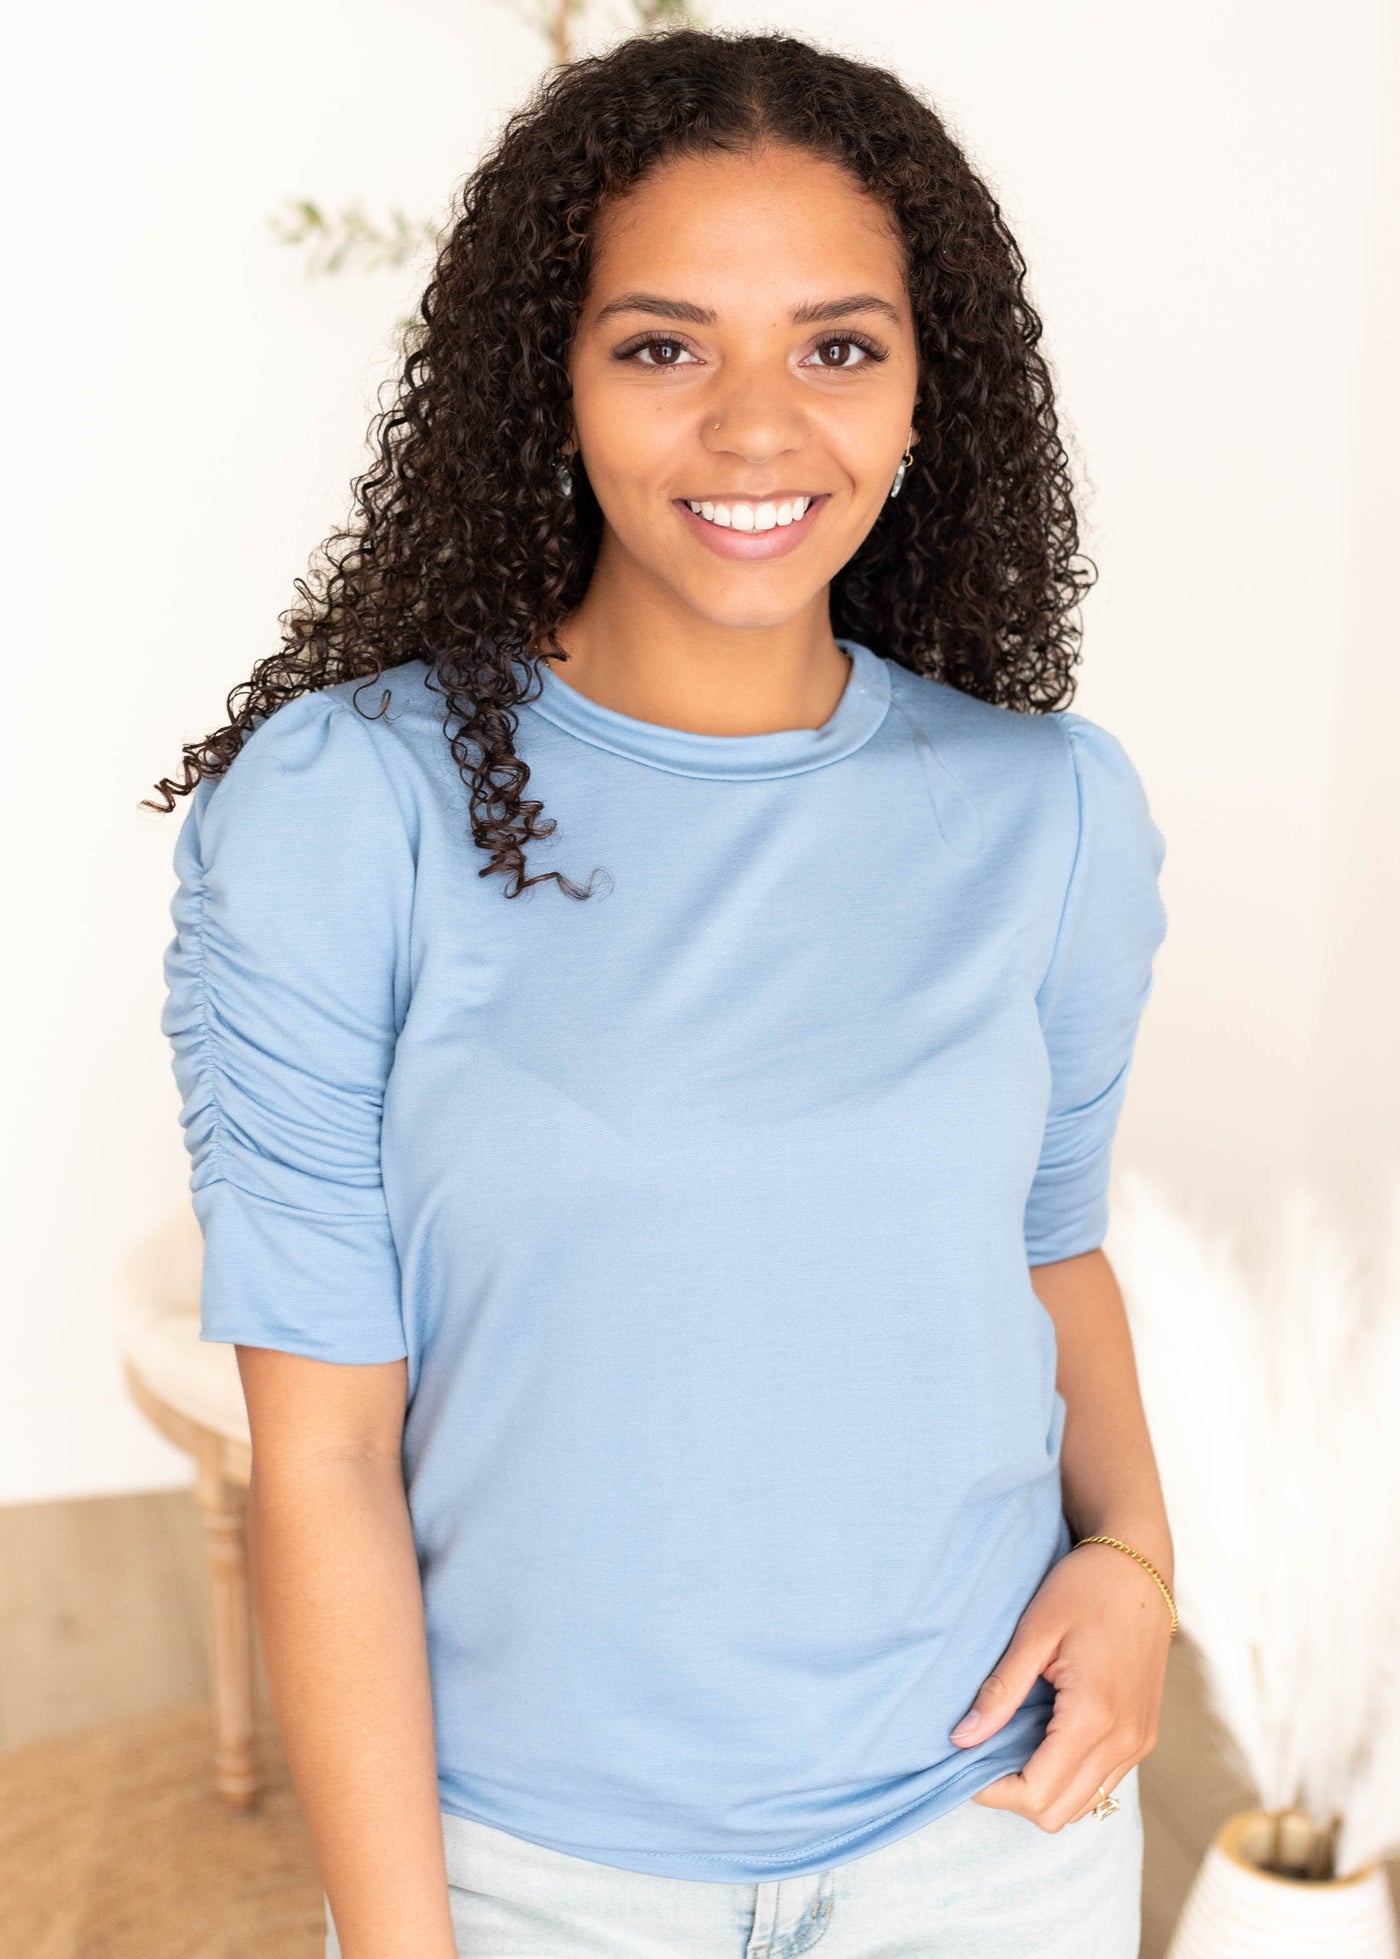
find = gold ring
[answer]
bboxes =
[1092,1784,1121,1820]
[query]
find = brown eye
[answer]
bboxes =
[621,338,698,367]
[802,334,887,370]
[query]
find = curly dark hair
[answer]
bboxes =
[144,25,1096,899]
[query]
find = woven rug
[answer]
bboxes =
[0,1697,323,1958]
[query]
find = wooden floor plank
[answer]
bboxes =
[0,1491,207,1748]
[155,1481,214,1682]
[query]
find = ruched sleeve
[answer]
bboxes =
[159,688,417,1361]
[1023,713,1167,1266]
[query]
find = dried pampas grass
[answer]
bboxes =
[1107,1169,1400,1878]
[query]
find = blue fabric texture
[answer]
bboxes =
[160,638,1167,1882]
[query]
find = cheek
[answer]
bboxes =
[796,419,890,505]
[831,404,909,480]
[576,370,672,457]
[581,410,680,510]
[582,420,696,543]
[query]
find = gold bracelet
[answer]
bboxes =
[1073,1534,1179,1639]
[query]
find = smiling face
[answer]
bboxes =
[565,140,921,638]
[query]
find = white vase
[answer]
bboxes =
[1166,1808,1399,1958]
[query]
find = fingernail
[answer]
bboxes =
[950,1712,981,1740]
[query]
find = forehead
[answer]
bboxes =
[584,145,906,310]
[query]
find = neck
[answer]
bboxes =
[539,547,851,736]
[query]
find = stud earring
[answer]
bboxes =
[556,454,575,497]
[888,444,914,500]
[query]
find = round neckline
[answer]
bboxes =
[524,638,891,781]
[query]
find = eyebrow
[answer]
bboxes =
[592,291,903,328]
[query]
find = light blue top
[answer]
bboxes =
[160,638,1167,1881]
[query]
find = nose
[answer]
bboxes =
[699,366,807,465]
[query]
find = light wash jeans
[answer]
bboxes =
[324,1763,1142,1957]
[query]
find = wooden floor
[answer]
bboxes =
[2,1487,1396,1956]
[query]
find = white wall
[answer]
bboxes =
[1303,0,1400,1232]
[4,0,1395,1503]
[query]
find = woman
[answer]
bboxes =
[153,27,1174,1958]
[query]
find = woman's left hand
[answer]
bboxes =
[946,1539,1172,1832]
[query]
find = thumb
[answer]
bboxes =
[949,1631,1053,1747]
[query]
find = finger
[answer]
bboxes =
[1006,1689,1120,1818]
[1065,1760,1134,1827]
[1034,1743,1131,1833]
[950,1632,1057,1749]
[969,1770,1032,1815]
[976,1712,1123,1829]
[973,1749,1125,1830]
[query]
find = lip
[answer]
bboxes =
[674,494,829,561]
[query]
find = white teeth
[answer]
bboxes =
[685,496,812,533]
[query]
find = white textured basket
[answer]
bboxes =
[1166,1809,1398,1959]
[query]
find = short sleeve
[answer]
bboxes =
[1023,713,1168,1266]
[159,689,417,1361]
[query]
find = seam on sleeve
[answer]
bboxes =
[1035,713,1089,1008]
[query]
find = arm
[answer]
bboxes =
[1032,1246,1174,1591]
[238,1347,457,1959]
[947,1250,1175,1831]
[948,714,1172,1829]
[158,691,446,1940]
[1022,720,1174,1596]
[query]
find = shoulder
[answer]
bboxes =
[180,665,436,884]
[885,662,1154,814]
[885,659,1065,769]
[880,663,1164,909]
[882,659,1076,832]
[1052,712,1164,881]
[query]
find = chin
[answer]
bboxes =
[671,590,821,633]
[662,559,832,616]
